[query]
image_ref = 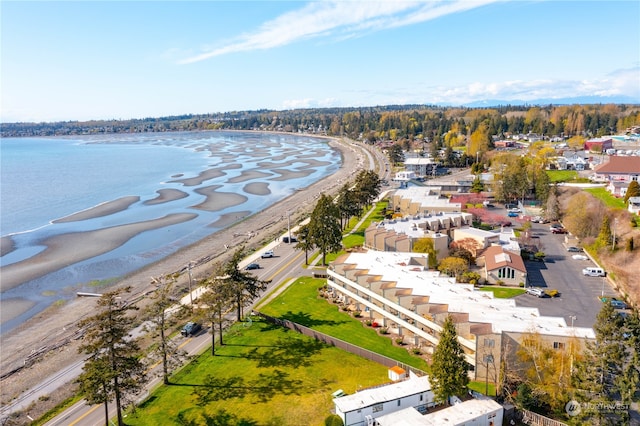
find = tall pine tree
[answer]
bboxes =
[430,315,470,405]
[308,193,343,265]
[76,287,146,426]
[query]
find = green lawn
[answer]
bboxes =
[259,277,429,370]
[584,187,627,209]
[125,318,391,426]
[126,277,428,425]
[546,170,578,183]
[479,286,525,298]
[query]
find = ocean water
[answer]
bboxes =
[0,131,339,332]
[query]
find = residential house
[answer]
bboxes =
[593,156,640,197]
[375,398,504,426]
[478,245,527,286]
[584,137,613,153]
[404,157,438,177]
[333,372,435,426]
[629,196,640,215]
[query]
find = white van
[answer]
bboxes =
[582,267,605,277]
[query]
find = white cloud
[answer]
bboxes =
[179,0,499,64]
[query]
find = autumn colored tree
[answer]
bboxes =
[516,330,582,416]
[437,257,468,279]
[412,237,438,269]
[625,180,640,204]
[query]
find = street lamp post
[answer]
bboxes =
[570,315,576,327]
[187,261,194,310]
[287,211,291,243]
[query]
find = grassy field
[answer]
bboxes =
[546,170,578,183]
[479,286,525,298]
[125,318,391,425]
[125,277,428,425]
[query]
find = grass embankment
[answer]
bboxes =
[584,187,627,209]
[260,277,428,370]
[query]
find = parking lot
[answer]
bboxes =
[514,220,620,328]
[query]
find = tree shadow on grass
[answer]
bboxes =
[243,336,326,369]
[280,311,347,328]
[176,408,259,426]
[191,370,304,406]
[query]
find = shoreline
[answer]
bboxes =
[1,133,340,328]
[0,136,366,381]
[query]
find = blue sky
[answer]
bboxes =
[2,1,639,123]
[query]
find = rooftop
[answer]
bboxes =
[331,251,594,339]
[376,398,503,426]
[333,374,432,413]
[595,156,640,174]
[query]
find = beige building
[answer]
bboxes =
[478,245,527,286]
[390,187,463,215]
[364,212,473,261]
[326,251,594,382]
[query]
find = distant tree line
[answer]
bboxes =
[3,104,639,142]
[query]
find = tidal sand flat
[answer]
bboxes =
[243,182,270,196]
[52,196,140,223]
[227,170,272,184]
[144,189,189,205]
[192,186,249,211]
[1,236,15,257]
[0,213,197,292]
[1,131,340,332]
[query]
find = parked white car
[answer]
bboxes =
[572,254,588,261]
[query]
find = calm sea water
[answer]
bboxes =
[0,131,339,332]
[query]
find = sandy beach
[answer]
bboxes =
[0,136,371,418]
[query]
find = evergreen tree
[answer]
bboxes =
[293,223,315,265]
[146,274,184,384]
[387,143,404,165]
[336,183,360,229]
[353,170,381,210]
[430,315,470,405]
[471,175,484,193]
[224,247,270,321]
[76,287,146,426]
[572,302,628,423]
[596,215,612,249]
[198,265,235,356]
[308,193,343,265]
